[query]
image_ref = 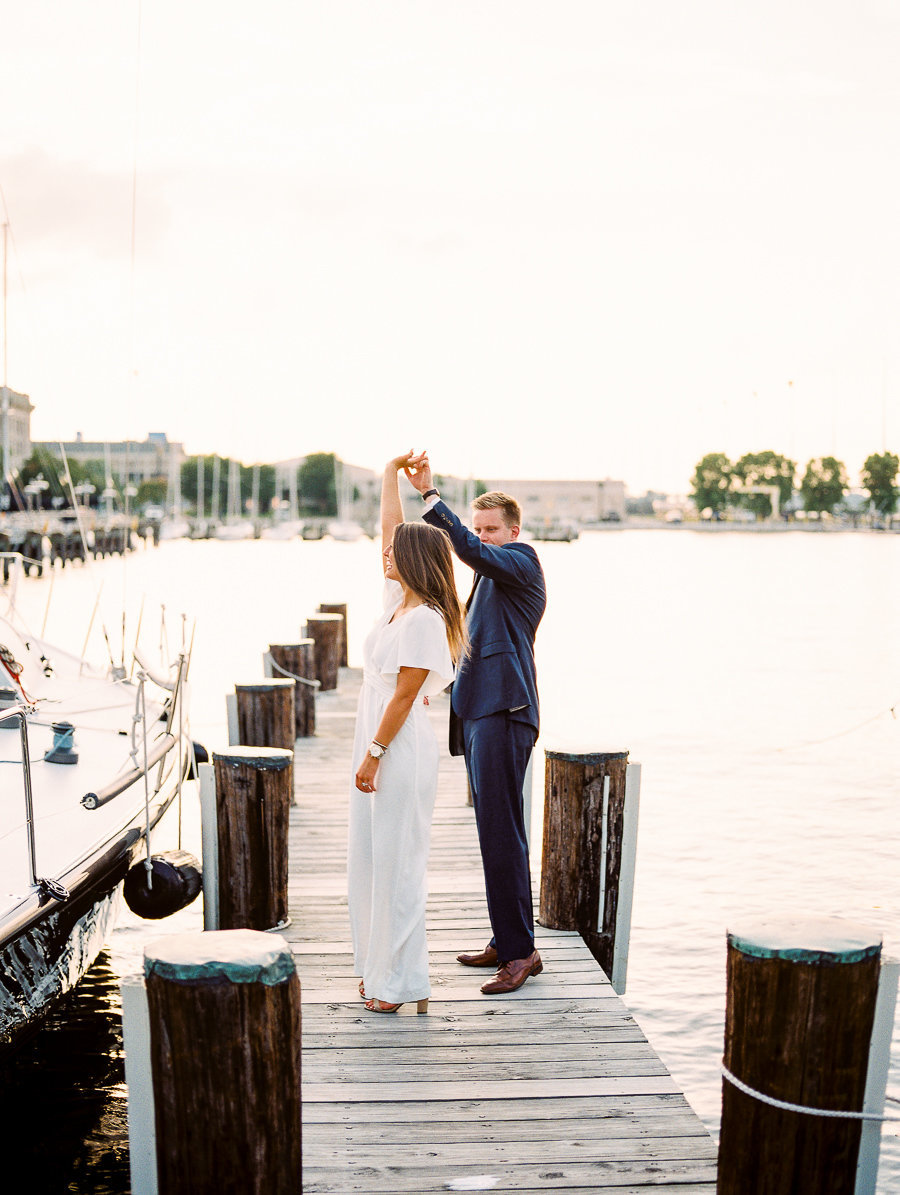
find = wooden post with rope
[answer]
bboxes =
[317,602,348,666]
[304,611,343,691]
[717,916,896,1194]
[266,642,317,738]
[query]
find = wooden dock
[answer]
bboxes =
[287,668,718,1192]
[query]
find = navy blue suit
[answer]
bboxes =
[424,499,546,961]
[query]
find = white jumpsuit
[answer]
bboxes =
[348,580,454,1005]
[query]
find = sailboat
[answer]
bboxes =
[214,459,254,540]
[263,463,303,539]
[0,553,201,1050]
[189,455,212,539]
[158,451,190,540]
[326,459,364,541]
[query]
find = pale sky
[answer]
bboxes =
[2,2,898,494]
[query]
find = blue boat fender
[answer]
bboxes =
[124,850,202,920]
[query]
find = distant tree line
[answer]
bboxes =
[690,450,899,522]
[11,449,344,518]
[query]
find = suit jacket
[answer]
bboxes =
[424,500,546,744]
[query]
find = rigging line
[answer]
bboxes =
[119,0,144,654]
[57,441,119,670]
[0,187,26,298]
[129,0,143,375]
[57,443,93,562]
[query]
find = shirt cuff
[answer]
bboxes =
[423,493,441,511]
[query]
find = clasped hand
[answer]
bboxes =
[387,450,433,494]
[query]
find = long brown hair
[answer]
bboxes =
[391,523,468,666]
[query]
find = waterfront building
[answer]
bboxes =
[485,477,627,525]
[1,386,34,473]
[32,432,185,490]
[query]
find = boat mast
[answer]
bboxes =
[211,456,220,523]
[289,464,298,520]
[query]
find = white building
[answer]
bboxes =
[32,432,184,488]
[485,477,626,525]
[1,386,34,473]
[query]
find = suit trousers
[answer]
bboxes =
[463,711,537,962]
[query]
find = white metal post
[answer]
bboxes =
[199,762,219,931]
[855,956,900,1195]
[225,692,238,745]
[611,762,641,996]
[122,974,157,1195]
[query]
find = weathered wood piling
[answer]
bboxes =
[304,611,343,691]
[205,746,293,932]
[266,641,317,737]
[717,917,896,1194]
[137,929,302,1195]
[233,678,296,751]
[539,748,641,994]
[48,529,86,567]
[317,601,348,666]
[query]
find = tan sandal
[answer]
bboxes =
[364,997,429,1015]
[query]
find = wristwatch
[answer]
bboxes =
[368,740,388,759]
[422,488,440,500]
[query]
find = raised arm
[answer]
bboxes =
[409,454,540,589]
[381,452,415,573]
[429,499,542,588]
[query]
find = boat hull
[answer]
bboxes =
[0,770,187,1051]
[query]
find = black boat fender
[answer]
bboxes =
[123,850,202,919]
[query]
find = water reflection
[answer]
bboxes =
[0,951,130,1193]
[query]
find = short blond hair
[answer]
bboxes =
[472,491,521,528]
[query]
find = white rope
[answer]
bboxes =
[265,652,321,689]
[721,1062,900,1122]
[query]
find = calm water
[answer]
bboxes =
[3,528,899,1189]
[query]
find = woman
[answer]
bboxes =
[348,451,467,1014]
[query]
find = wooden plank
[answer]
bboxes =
[284,667,716,1190]
[308,1136,719,1166]
[303,1111,714,1145]
[300,1158,718,1193]
[301,1093,700,1124]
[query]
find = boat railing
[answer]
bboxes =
[0,703,68,900]
[82,731,177,811]
[84,652,187,812]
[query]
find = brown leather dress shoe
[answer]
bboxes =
[456,943,498,967]
[480,949,543,994]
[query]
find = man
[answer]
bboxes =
[406,454,546,995]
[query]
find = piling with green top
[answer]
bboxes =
[143,929,301,1194]
[717,916,885,1193]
